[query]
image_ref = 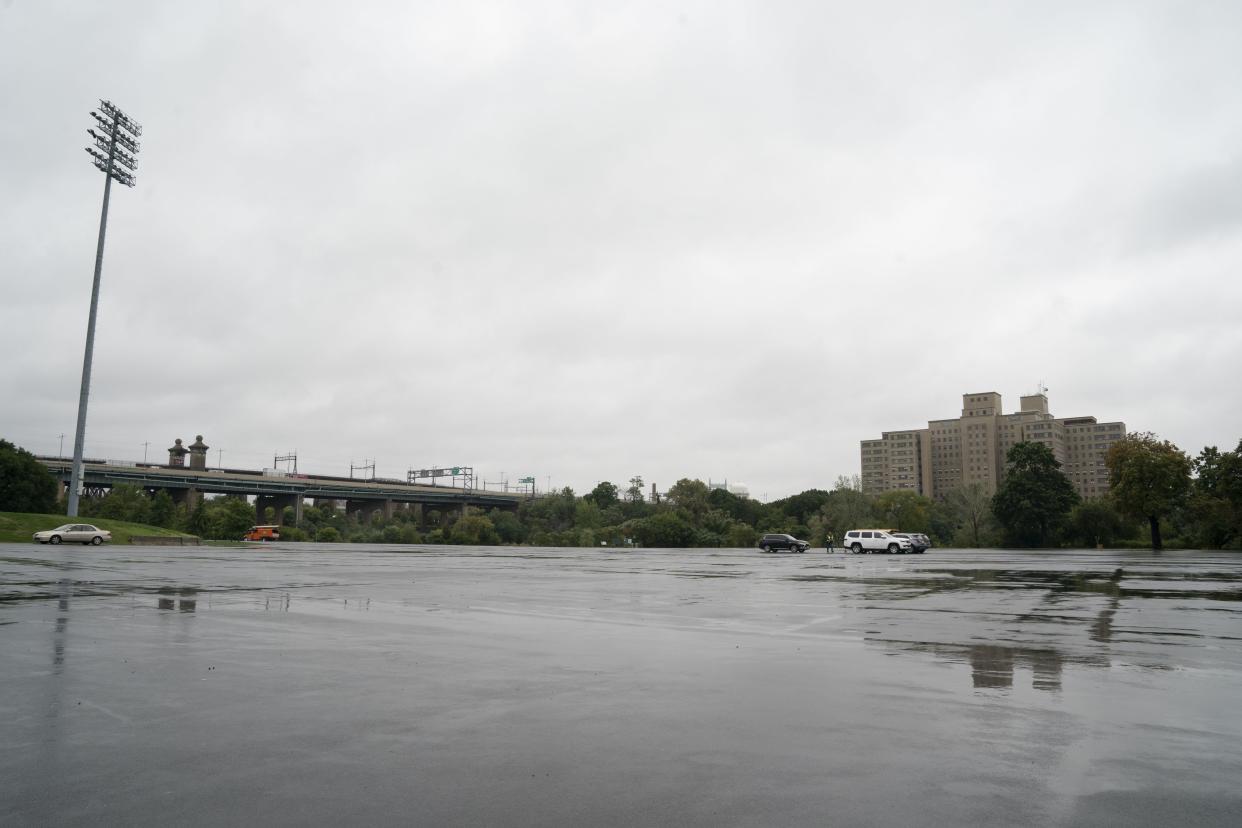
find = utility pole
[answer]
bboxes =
[217,448,224,468]
[59,434,65,457]
[142,441,149,463]
[68,100,141,516]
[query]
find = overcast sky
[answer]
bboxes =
[2,1,1241,500]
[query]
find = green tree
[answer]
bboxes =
[992,442,1080,547]
[872,490,932,533]
[185,502,210,537]
[585,481,620,508]
[207,497,260,540]
[706,487,761,525]
[945,483,993,547]
[819,482,874,541]
[626,476,645,503]
[573,500,604,529]
[1106,433,1192,551]
[450,514,500,545]
[633,511,695,547]
[665,478,710,522]
[149,490,177,528]
[0,439,59,513]
[927,498,962,546]
[1069,499,1124,548]
[488,509,526,544]
[725,522,758,548]
[768,489,832,526]
[84,484,152,525]
[1186,441,1242,549]
[701,508,733,537]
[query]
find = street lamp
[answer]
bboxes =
[67,100,141,516]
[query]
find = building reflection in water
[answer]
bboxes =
[264,592,291,612]
[156,587,198,613]
[969,644,1063,692]
[54,578,71,670]
[893,641,1073,693]
[1090,596,1121,644]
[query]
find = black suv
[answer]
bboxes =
[758,533,810,553]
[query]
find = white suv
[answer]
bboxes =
[843,529,913,554]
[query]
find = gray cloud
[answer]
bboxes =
[3,0,1242,497]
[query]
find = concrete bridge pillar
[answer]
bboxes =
[171,487,202,510]
[257,494,304,525]
[347,500,380,523]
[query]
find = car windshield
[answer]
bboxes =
[53,524,74,531]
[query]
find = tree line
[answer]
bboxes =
[2,434,1240,549]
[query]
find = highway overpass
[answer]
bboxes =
[38,457,527,525]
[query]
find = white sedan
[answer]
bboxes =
[33,524,112,545]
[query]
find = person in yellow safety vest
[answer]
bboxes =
[826,533,835,553]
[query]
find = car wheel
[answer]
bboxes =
[91,536,103,545]
[50,535,62,545]
[888,543,899,554]
[851,543,862,554]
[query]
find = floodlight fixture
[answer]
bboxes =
[67,99,143,516]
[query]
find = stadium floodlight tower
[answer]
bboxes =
[67,100,142,516]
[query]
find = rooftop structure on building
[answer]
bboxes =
[860,390,1126,500]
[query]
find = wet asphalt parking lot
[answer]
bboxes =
[3,543,1241,827]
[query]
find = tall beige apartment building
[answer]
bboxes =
[860,391,1126,501]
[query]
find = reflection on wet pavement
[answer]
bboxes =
[2,544,1241,826]
[156,586,198,612]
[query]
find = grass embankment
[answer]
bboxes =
[0,512,197,544]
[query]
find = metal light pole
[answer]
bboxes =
[67,100,141,516]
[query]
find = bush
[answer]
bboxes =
[279,526,308,542]
[693,529,723,547]
[633,511,696,548]
[450,514,500,545]
[726,522,758,548]
[315,526,341,543]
